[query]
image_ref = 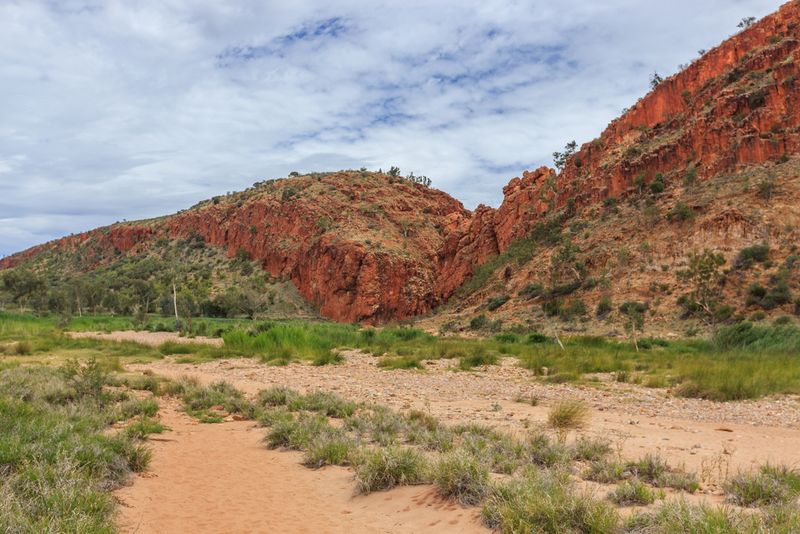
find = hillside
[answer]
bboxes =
[3,1,800,327]
[428,1,800,333]
[0,172,469,323]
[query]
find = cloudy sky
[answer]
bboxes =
[0,0,784,257]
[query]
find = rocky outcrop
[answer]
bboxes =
[441,1,800,283]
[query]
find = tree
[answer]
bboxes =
[738,17,756,30]
[676,249,726,321]
[650,71,663,90]
[619,301,648,351]
[553,141,577,171]
[388,166,401,177]
[1,269,47,309]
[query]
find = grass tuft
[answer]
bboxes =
[431,450,490,505]
[353,447,428,494]
[608,479,657,506]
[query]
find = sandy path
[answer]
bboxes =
[127,354,800,483]
[115,399,486,534]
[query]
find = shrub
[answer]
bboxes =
[290,391,356,418]
[656,471,700,493]
[649,173,665,195]
[609,479,656,505]
[625,500,758,532]
[757,176,777,199]
[667,202,694,222]
[733,244,770,269]
[432,450,490,505]
[596,296,613,319]
[747,280,792,310]
[627,454,668,483]
[526,332,551,344]
[256,407,294,427]
[469,315,489,331]
[526,431,573,468]
[377,356,424,370]
[519,283,544,299]
[312,351,343,366]
[353,447,428,494]
[181,381,253,422]
[122,417,168,440]
[683,163,698,185]
[487,295,510,311]
[584,460,627,483]
[265,413,330,450]
[494,332,520,343]
[559,299,587,321]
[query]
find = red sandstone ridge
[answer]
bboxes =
[162,173,468,322]
[439,2,800,287]
[1,172,469,323]
[549,0,800,214]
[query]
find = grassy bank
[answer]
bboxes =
[0,361,160,532]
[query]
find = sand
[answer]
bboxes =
[115,399,486,534]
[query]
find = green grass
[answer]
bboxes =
[6,311,800,401]
[481,469,620,534]
[431,450,490,505]
[303,433,357,468]
[180,381,255,422]
[458,348,499,370]
[122,417,168,440]
[0,364,155,532]
[353,446,428,494]
[547,400,590,438]
[608,479,657,506]
[724,467,800,507]
[9,312,800,401]
[377,355,424,370]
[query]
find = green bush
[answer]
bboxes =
[667,201,694,222]
[487,295,510,311]
[596,296,613,319]
[469,315,489,331]
[733,244,770,269]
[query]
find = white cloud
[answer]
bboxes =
[0,0,784,256]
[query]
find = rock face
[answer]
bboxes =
[2,173,470,323]
[3,2,800,323]
[441,1,800,282]
[162,174,469,322]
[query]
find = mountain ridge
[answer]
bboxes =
[4,1,800,326]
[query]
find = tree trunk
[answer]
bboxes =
[172,282,179,321]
